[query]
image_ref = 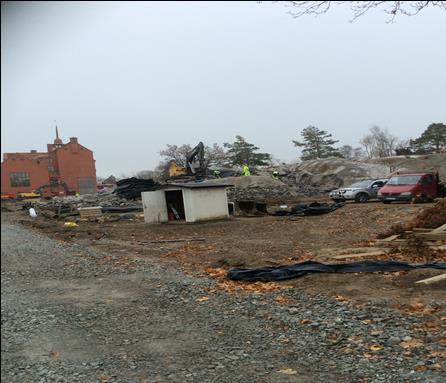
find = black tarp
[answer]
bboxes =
[274,202,345,216]
[101,206,143,213]
[113,177,159,199]
[228,260,446,282]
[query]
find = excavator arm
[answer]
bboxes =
[34,179,70,196]
[186,142,206,176]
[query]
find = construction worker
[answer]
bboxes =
[272,171,279,180]
[213,169,221,178]
[243,164,251,176]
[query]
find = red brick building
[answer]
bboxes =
[1,129,97,196]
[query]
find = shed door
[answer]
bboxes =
[142,190,168,223]
[78,177,95,194]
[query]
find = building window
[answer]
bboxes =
[48,158,55,172]
[10,172,31,187]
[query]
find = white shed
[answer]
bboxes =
[141,182,233,223]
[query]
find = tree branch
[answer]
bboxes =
[279,1,446,22]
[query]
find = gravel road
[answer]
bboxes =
[1,214,444,382]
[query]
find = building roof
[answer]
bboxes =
[3,152,49,161]
[162,182,234,189]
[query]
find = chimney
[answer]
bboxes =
[30,150,37,153]
[69,137,78,144]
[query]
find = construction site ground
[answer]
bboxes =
[10,200,446,308]
[2,200,445,382]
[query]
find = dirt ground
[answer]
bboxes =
[9,200,446,312]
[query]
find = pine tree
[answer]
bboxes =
[223,136,271,166]
[410,123,446,154]
[293,126,340,160]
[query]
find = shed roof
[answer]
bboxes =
[162,182,234,189]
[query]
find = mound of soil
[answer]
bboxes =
[379,198,446,238]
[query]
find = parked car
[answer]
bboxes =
[377,172,443,203]
[329,179,388,203]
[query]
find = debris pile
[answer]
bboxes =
[407,198,446,230]
[379,198,446,238]
[227,184,301,202]
[30,193,135,209]
[114,177,159,199]
[209,175,316,202]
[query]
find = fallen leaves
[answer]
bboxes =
[340,347,353,354]
[399,338,424,349]
[96,372,111,382]
[48,351,61,358]
[428,350,446,358]
[392,302,439,316]
[196,296,210,303]
[278,368,297,375]
[334,295,349,302]
[203,267,289,294]
[412,320,441,334]
[275,295,291,304]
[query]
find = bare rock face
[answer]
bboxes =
[281,158,388,190]
[367,153,446,177]
[268,154,446,192]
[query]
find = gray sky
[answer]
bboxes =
[2,1,445,177]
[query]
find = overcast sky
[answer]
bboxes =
[2,1,445,177]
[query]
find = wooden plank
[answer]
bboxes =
[78,206,102,218]
[412,228,433,233]
[414,232,446,241]
[376,234,400,242]
[374,239,408,246]
[139,238,206,244]
[332,250,386,259]
[415,274,446,285]
[169,204,181,220]
[432,223,446,233]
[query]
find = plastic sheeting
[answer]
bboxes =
[113,177,159,200]
[274,202,345,216]
[228,260,446,282]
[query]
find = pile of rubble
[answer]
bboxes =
[208,176,319,202]
[30,192,139,210]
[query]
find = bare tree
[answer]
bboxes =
[159,144,192,168]
[280,1,446,22]
[206,143,231,168]
[360,126,402,158]
[339,145,366,160]
[359,135,374,159]
[159,143,230,169]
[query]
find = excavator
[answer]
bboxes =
[168,142,207,178]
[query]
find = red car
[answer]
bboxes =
[377,172,441,203]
